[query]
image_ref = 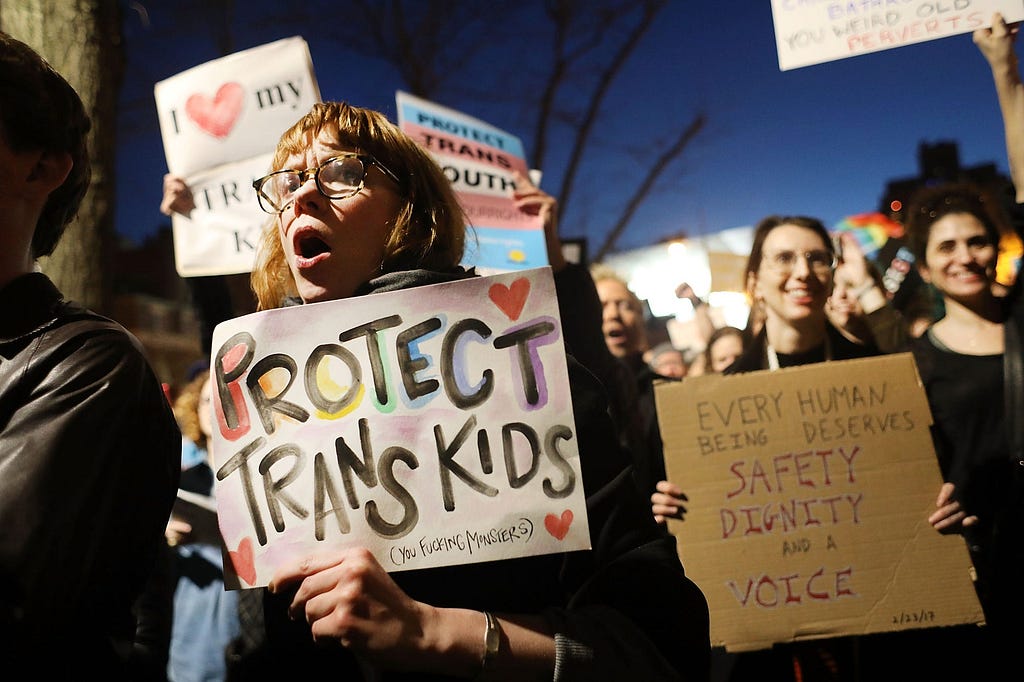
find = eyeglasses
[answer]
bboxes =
[761,249,837,275]
[252,153,402,215]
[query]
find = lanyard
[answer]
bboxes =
[765,335,832,371]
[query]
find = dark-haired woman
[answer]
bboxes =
[904,181,1023,676]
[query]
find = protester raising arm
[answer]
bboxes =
[975,12,1024,202]
[675,281,715,347]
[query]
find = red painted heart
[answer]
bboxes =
[185,82,244,139]
[544,509,574,541]
[488,278,530,321]
[229,536,257,586]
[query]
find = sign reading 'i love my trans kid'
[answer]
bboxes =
[154,37,321,277]
[208,267,591,589]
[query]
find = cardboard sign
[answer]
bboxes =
[208,268,590,589]
[770,0,1024,71]
[396,91,547,275]
[154,37,321,276]
[654,354,983,652]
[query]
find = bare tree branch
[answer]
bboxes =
[555,0,666,223]
[530,0,615,170]
[594,112,706,262]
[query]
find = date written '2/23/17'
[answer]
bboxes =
[892,609,936,626]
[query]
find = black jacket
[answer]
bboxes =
[0,273,181,676]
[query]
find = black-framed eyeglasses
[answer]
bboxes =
[761,249,837,276]
[252,152,402,215]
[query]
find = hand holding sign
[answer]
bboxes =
[269,548,430,663]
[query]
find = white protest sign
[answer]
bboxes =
[396,91,547,275]
[770,0,1024,71]
[169,153,272,277]
[209,267,591,589]
[154,37,320,276]
[155,37,319,176]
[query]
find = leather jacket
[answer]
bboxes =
[0,273,181,675]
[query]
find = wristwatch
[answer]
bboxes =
[480,611,500,674]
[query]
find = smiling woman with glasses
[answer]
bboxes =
[728,214,877,371]
[672,214,883,682]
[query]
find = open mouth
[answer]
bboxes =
[298,234,330,259]
[292,227,332,263]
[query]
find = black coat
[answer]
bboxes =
[0,273,181,676]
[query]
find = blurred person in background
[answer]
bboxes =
[648,341,688,379]
[701,325,745,375]
[166,371,242,682]
[827,232,931,352]
[592,266,688,520]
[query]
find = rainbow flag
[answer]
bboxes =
[832,212,904,261]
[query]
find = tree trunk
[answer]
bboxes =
[1,0,124,314]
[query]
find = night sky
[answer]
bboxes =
[115,1,1017,254]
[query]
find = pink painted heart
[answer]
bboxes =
[229,536,257,586]
[544,510,573,541]
[185,82,244,139]
[488,278,530,321]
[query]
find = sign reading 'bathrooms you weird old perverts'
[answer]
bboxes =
[770,0,1024,71]
[208,267,590,589]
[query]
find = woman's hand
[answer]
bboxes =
[927,482,979,534]
[974,12,1019,71]
[835,232,887,313]
[269,548,440,669]
[651,480,689,525]
[512,171,566,272]
[160,173,196,217]
[835,233,871,289]
[165,517,193,547]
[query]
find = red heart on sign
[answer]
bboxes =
[229,536,257,586]
[544,510,574,541]
[488,278,530,321]
[185,82,244,139]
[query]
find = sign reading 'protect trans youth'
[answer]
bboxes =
[396,91,547,275]
[208,268,589,589]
